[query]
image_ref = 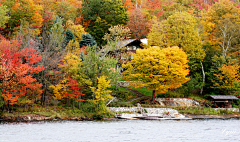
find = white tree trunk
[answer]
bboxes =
[200,61,205,95]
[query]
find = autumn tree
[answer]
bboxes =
[66,20,86,41]
[91,76,113,113]
[1,0,43,34]
[201,0,240,58]
[122,46,190,101]
[50,53,91,108]
[212,63,240,95]
[53,1,79,22]
[65,40,80,55]
[37,16,66,105]
[207,55,240,95]
[148,12,205,72]
[127,8,151,39]
[124,0,134,12]
[0,38,45,106]
[103,24,131,56]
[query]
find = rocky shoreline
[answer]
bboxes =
[0,115,97,122]
[0,114,240,122]
[185,114,240,119]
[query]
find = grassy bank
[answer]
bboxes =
[175,107,239,115]
[1,103,114,120]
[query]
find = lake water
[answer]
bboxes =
[0,119,240,142]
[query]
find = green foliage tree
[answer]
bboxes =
[0,4,10,29]
[81,0,128,45]
[122,46,190,101]
[90,17,111,46]
[82,45,119,98]
[49,16,65,48]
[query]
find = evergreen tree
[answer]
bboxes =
[49,16,65,49]
[79,33,97,48]
[64,29,75,46]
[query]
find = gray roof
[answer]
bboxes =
[209,95,238,100]
[118,39,137,48]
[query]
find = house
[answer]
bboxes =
[208,95,238,108]
[100,39,146,71]
[117,39,144,61]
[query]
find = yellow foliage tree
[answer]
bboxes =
[50,80,67,100]
[59,53,92,87]
[122,46,190,101]
[66,40,80,55]
[201,0,240,58]
[66,20,86,41]
[91,76,113,113]
[147,11,205,72]
[50,53,92,104]
[212,63,240,95]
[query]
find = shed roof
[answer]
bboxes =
[209,95,238,100]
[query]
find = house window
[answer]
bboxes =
[127,46,136,50]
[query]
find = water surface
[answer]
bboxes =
[0,119,239,142]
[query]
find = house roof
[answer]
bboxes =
[209,95,238,100]
[118,39,138,48]
[100,39,144,56]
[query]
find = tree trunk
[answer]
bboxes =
[200,61,205,95]
[1,97,5,112]
[67,98,70,107]
[152,90,156,102]
[72,100,75,110]
[78,96,82,109]
[54,99,56,111]
[7,101,9,113]
[41,71,46,106]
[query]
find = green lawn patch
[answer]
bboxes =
[133,87,152,97]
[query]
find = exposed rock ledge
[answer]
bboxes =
[185,114,240,119]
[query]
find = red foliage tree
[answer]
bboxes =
[127,8,151,39]
[64,75,85,102]
[0,38,45,105]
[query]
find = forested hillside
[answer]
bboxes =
[0,0,239,114]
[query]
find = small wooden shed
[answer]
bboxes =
[209,95,238,108]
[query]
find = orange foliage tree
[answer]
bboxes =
[124,0,134,12]
[213,63,240,95]
[127,8,151,39]
[0,38,45,105]
[1,0,43,33]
